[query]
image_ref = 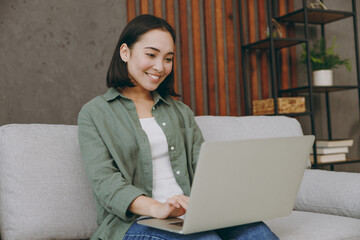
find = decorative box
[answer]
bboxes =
[252,97,306,115]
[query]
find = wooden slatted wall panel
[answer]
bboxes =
[140,0,149,14]
[204,0,217,116]
[247,0,259,104]
[225,0,237,116]
[153,0,162,17]
[126,0,136,22]
[165,0,178,95]
[236,0,246,116]
[125,0,253,116]
[215,0,227,116]
[287,0,298,88]
[192,0,204,115]
[178,0,191,107]
[279,0,289,90]
[165,0,175,35]
[257,0,270,99]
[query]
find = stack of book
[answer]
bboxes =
[311,139,354,164]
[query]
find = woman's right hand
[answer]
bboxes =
[128,195,189,219]
[150,195,189,219]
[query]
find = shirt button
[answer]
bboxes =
[170,146,175,151]
[176,171,180,175]
[162,122,166,126]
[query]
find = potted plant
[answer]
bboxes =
[299,37,351,86]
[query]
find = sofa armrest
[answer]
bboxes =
[294,169,360,219]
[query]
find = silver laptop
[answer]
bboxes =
[137,135,315,234]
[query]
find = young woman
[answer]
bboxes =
[78,14,279,240]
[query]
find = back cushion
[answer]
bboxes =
[0,124,97,240]
[195,115,310,169]
[195,115,304,141]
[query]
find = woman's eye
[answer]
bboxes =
[165,58,173,63]
[146,53,155,57]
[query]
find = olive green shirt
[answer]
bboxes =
[78,87,204,240]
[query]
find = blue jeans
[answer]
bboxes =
[124,221,279,240]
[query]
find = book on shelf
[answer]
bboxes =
[316,139,354,148]
[310,153,347,164]
[311,146,349,155]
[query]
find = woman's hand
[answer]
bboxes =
[150,195,189,219]
[128,195,189,219]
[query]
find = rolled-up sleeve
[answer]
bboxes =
[78,108,145,222]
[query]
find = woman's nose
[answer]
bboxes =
[152,59,164,73]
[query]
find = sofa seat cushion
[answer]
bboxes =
[265,211,360,240]
[0,124,97,240]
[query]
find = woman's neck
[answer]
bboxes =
[120,87,155,119]
[120,86,153,102]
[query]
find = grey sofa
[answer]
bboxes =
[0,116,359,240]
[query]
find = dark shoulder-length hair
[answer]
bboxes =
[106,14,179,97]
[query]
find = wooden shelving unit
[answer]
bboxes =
[239,0,360,170]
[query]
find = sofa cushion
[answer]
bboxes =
[0,124,97,240]
[295,169,360,219]
[265,210,360,240]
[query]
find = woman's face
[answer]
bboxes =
[120,29,174,93]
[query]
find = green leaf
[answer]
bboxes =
[299,37,351,72]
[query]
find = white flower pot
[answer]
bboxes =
[313,69,333,86]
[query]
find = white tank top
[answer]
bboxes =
[139,117,184,203]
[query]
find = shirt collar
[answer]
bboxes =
[104,87,170,106]
[152,91,170,106]
[104,87,122,101]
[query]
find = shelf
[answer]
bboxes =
[243,38,306,50]
[279,85,359,94]
[278,112,311,117]
[277,8,354,24]
[316,159,360,167]
[252,112,311,117]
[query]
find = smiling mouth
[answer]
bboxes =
[146,73,161,81]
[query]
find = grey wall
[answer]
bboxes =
[0,0,127,125]
[1,0,359,171]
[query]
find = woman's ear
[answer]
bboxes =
[120,43,130,63]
